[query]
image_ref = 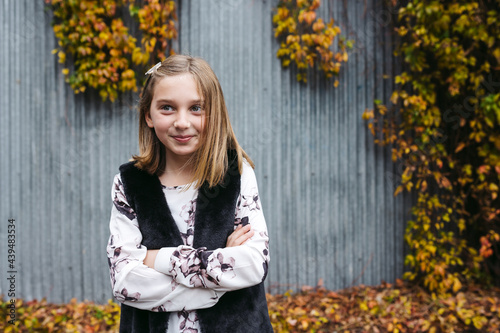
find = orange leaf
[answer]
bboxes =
[421,180,427,192]
[454,142,465,153]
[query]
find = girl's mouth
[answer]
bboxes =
[172,135,193,143]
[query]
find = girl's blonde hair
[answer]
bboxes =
[132,54,254,187]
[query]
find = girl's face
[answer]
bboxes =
[146,73,205,163]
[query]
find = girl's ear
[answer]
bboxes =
[145,112,154,128]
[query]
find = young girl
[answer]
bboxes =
[106,55,273,333]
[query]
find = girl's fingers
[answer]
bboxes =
[235,224,250,235]
[229,224,250,238]
[240,230,255,244]
[235,228,254,245]
[226,224,253,247]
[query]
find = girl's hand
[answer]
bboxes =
[143,226,253,268]
[144,249,159,269]
[226,224,254,247]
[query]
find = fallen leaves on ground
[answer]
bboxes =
[1,280,499,332]
[0,298,120,333]
[267,280,500,332]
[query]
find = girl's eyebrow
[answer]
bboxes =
[155,98,204,105]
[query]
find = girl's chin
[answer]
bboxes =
[164,144,199,158]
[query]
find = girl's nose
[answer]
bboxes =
[174,112,190,129]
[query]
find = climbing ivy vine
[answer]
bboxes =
[45,0,177,102]
[363,0,500,294]
[272,0,352,85]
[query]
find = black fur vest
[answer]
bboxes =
[117,154,273,333]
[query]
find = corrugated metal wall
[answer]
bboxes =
[0,0,412,304]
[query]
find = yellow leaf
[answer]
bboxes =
[58,51,66,63]
[390,91,399,104]
[394,185,403,196]
[362,110,374,120]
[62,68,69,75]
[458,219,466,232]
[452,278,462,293]
[472,315,487,329]
[421,180,427,192]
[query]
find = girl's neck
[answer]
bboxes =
[159,154,195,187]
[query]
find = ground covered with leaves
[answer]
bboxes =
[1,281,499,332]
[268,281,500,332]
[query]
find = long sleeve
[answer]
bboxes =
[107,174,223,311]
[154,162,270,292]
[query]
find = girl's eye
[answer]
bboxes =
[191,105,203,112]
[160,105,173,112]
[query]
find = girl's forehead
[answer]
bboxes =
[162,73,193,82]
[152,73,203,99]
[157,73,195,86]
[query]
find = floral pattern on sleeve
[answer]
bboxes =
[114,287,141,303]
[168,247,237,288]
[206,252,236,283]
[241,192,261,211]
[234,196,250,227]
[232,179,270,284]
[107,234,131,289]
[113,178,136,220]
[260,231,269,282]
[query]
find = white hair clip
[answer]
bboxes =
[145,62,162,75]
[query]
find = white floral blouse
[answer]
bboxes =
[106,161,270,333]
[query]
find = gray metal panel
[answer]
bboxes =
[0,0,411,303]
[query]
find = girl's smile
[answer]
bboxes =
[146,73,205,163]
[172,135,194,143]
